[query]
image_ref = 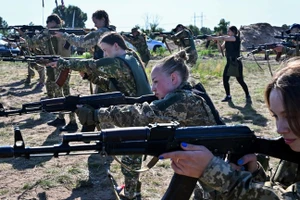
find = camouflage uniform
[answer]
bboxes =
[56,52,150,97]
[19,40,45,85]
[61,27,113,93]
[95,82,217,199]
[123,33,151,66]
[198,157,300,199]
[282,46,300,58]
[57,52,152,199]
[169,29,198,66]
[26,30,76,123]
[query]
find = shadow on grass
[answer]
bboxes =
[224,101,268,127]
[0,79,44,98]
[64,155,116,200]
[0,127,61,170]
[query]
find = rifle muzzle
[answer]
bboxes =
[0,146,14,158]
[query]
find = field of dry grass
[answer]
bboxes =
[0,55,282,200]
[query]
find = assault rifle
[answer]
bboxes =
[0,25,94,37]
[0,123,300,200]
[274,33,300,40]
[0,55,80,84]
[47,28,94,35]
[246,42,296,61]
[0,55,62,63]
[120,32,133,38]
[0,25,45,38]
[194,34,217,48]
[0,91,157,117]
[151,31,175,53]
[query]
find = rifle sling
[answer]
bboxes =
[112,155,158,173]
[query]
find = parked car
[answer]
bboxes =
[125,37,166,52]
[146,37,166,51]
[0,40,21,57]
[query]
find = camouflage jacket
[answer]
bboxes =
[283,46,300,57]
[56,52,148,96]
[96,82,217,127]
[199,157,300,199]
[61,27,111,49]
[123,34,150,63]
[25,29,71,57]
[169,28,196,52]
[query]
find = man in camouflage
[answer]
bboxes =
[122,28,151,66]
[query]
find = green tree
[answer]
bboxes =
[200,27,213,35]
[0,17,8,28]
[282,24,289,30]
[53,5,87,28]
[214,18,230,34]
[188,25,200,36]
[0,16,8,35]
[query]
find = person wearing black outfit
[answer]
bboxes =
[208,26,251,103]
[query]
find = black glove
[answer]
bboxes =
[75,105,97,126]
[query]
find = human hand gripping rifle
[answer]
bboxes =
[194,34,217,49]
[151,31,174,53]
[0,123,300,200]
[0,91,157,117]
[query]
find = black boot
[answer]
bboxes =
[60,122,78,132]
[47,118,66,127]
[221,95,232,102]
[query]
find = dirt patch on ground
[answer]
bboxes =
[0,56,281,200]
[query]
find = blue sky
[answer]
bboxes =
[1,0,299,32]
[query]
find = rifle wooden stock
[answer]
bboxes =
[56,69,70,87]
[0,124,300,199]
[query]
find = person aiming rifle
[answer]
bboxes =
[121,28,151,66]
[17,14,78,132]
[160,57,300,200]
[160,24,198,66]
[207,26,251,103]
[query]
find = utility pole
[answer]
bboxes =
[193,13,201,28]
[200,12,204,28]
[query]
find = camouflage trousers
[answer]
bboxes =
[187,49,198,67]
[140,51,151,67]
[45,68,76,122]
[27,62,45,83]
[121,155,142,199]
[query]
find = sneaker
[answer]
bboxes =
[47,118,66,127]
[221,95,232,102]
[60,122,78,132]
[246,95,252,104]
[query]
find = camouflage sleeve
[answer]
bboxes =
[170,30,187,40]
[25,32,50,48]
[96,91,217,127]
[199,157,287,200]
[61,29,107,48]
[57,57,127,80]
[282,46,297,56]
[123,35,134,44]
